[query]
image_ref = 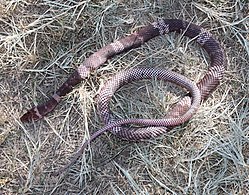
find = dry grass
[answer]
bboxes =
[0,0,248,194]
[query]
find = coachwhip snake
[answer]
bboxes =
[20,19,226,174]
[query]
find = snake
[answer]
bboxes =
[20,19,225,174]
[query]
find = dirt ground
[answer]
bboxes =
[0,0,248,194]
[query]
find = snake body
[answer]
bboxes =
[20,19,225,174]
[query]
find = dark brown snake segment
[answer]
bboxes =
[20,19,226,174]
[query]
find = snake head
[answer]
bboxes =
[20,106,43,123]
[20,97,59,123]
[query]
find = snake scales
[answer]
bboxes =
[20,19,225,174]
